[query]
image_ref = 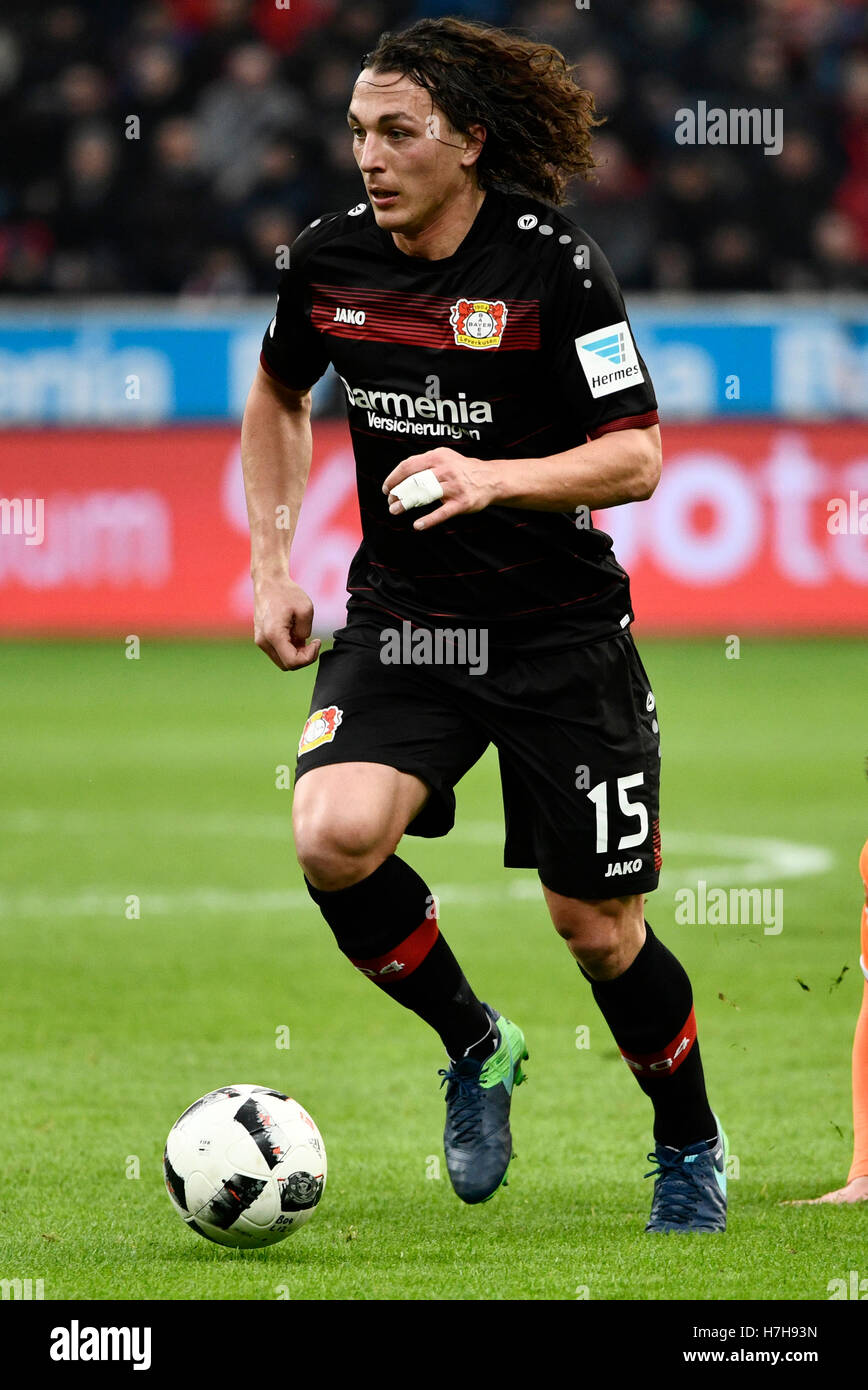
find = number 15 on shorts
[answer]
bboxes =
[586,773,648,854]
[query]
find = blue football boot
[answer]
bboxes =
[644,1114,728,1232]
[439,1003,528,1205]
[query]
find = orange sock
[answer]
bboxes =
[846,840,868,1183]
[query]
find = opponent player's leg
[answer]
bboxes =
[544,885,726,1231]
[787,838,868,1204]
[799,980,868,1203]
[293,761,495,1061]
[845,858,868,1196]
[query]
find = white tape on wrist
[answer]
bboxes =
[391,468,444,509]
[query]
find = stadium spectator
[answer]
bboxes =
[235,136,322,233]
[240,205,300,293]
[566,134,656,288]
[195,42,302,200]
[180,243,252,297]
[758,129,839,287]
[654,156,726,288]
[835,51,868,256]
[811,209,868,288]
[54,125,126,292]
[124,42,188,123]
[122,115,223,292]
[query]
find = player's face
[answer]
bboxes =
[347,71,482,233]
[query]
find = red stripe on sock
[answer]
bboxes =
[350,917,439,985]
[619,1005,697,1077]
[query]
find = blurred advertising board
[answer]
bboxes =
[0,301,866,425]
[1,423,865,636]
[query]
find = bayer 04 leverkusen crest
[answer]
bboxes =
[298,705,343,757]
[449,299,508,350]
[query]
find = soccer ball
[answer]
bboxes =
[163,1084,326,1247]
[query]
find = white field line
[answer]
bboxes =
[0,811,835,919]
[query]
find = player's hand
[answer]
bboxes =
[382,448,497,531]
[252,575,321,671]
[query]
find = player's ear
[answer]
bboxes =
[461,124,486,168]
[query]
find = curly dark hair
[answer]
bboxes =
[360,17,602,206]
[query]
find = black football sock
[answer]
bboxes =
[580,922,716,1149]
[457,1014,498,1065]
[304,856,492,1060]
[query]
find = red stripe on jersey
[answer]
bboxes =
[349,916,439,985]
[652,818,662,872]
[587,410,659,439]
[310,284,540,351]
[619,1005,697,1078]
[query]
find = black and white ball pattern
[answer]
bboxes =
[163,1084,326,1247]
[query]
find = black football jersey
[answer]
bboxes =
[260,185,659,650]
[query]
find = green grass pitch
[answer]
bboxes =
[0,635,865,1301]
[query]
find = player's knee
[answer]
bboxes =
[293,800,395,891]
[558,922,624,976]
[548,895,644,978]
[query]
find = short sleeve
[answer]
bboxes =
[259,225,332,391]
[543,232,658,439]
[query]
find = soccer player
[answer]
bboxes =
[788,838,868,1205]
[241,17,727,1232]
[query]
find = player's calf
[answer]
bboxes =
[546,889,724,1230]
[302,850,494,1068]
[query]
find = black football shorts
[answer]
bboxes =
[293,612,661,899]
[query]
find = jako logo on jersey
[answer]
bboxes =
[574,319,644,399]
[450,299,508,350]
[298,705,343,756]
[333,308,366,325]
[604,858,642,877]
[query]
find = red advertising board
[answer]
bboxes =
[1,423,866,634]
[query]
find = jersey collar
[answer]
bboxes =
[376,187,504,269]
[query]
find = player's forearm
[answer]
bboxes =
[240,369,313,578]
[489,425,662,512]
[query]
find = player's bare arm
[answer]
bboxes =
[240,364,322,671]
[383,426,662,530]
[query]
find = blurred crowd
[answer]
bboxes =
[0,0,866,296]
